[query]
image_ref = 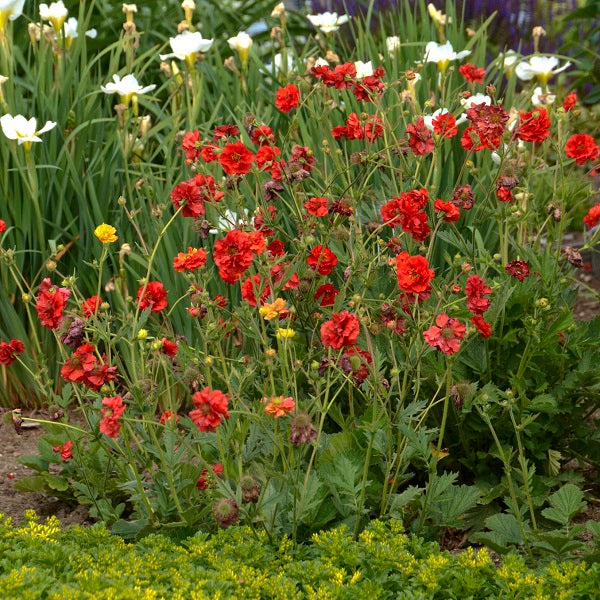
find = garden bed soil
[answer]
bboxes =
[0,273,598,528]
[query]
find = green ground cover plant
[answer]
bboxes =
[0,0,599,564]
[1,513,600,599]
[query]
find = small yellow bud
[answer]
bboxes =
[137,328,148,340]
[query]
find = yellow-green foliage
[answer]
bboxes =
[0,513,598,599]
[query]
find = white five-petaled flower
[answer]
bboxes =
[354,60,373,79]
[386,36,401,56]
[159,31,214,68]
[515,55,571,87]
[460,93,491,108]
[423,41,470,72]
[500,50,519,72]
[307,12,349,34]
[422,108,466,131]
[228,32,253,67]
[101,74,156,107]
[0,114,57,146]
[63,17,97,48]
[39,1,68,33]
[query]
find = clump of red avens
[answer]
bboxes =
[583,204,600,229]
[213,498,239,528]
[514,107,551,143]
[99,396,127,439]
[196,463,223,491]
[320,311,360,349]
[52,440,73,461]
[173,247,207,272]
[136,281,168,313]
[289,412,317,446]
[405,117,434,155]
[465,275,492,315]
[395,252,435,295]
[61,342,118,391]
[461,103,508,151]
[171,174,224,218]
[565,134,599,165]
[218,140,255,175]
[213,229,265,284]
[0,339,25,366]
[459,63,485,83]
[331,112,383,142]
[306,245,338,275]
[189,387,230,432]
[35,278,71,330]
[505,260,530,282]
[275,83,300,112]
[381,188,430,240]
[423,314,466,355]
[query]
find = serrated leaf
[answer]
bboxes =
[43,473,69,492]
[389,487,422,518]
[13,475,47,493]
[541,484,587,526]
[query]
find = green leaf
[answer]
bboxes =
[13,475,47,493]
[541,484,587,526]
[43,473,69,492]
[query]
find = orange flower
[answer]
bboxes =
[263,395,295,418]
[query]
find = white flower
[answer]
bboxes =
[354,60,373,79]
[314,57,328,67]
[386,36,401,56]
[500,50,519,72]
[515,55,571,85]
[100,74,156,106]
[228,32,253,67]
[209,208,249,234]
[63,17,97,46]
[39,1,68,33]
[460,93,491,108]
[531,86,556,107]
[266,52,295,75]
[307,12,349,34]
[159,31,213,67]
[491,144,509,165]
[0,0,25,26]
[423,41,470,72]
[0,114,56,145]
[422,108,466,131]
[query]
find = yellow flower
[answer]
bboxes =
[276,328,295,339]
[259,298,287,320]
[94,223,118,244]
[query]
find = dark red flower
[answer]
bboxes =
[459,63,486,83]
[496,186,514,203]
[255,145,281,171]
[451,184,475,210]
[189,387,230,432]
[471,315,492,338]
[182,130,201,161]
[465,274,491,315]
[406,118,434,155]
[218,141,255,175]
[515,107,551,143]
[312,62,356,89]
[320,311,360,349]
[100,396,126,438]
[213,498,239,528]
[314,283,339,307]
[136,281,168,313]
[395,252,434,294]
[306,245,338,276]
[251,125,276,146]
[505,260,530,281]
[212,124,240,141]
[275,84,300,112]
[565,134,599,165]
[0,339,25,366]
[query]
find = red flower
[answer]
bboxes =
[339,346,372,384]
[267,239,285,257]
[61,342,97,383]
[241,274,270,306]
[161,338,178,357]
[136,281,168,313]
[290,145,315,171]
[189,387,230,432]
[400,212,430,241]
[160,411,180,424]
[275,84,300,112]
[201,144,219,162]
[459,63,485,83]
[565,134,599,165]
[213,230,257,283]
[314,283,339,307]
[219,141,255,175]
[563,92,577,112]
[463,103,508,151]
[496,186,514,203]
[173,247,207,272]
[196,463,223,490]
[395,252,434,294]
[515,107,551,143]
[251,125,276,146]
[52,441,73,461]
[305,197,329,216]
[312,62,357,89]
[263,395,295,418]
[0,219,6,233]
[0,339,25,366]
[406,118,434,155]
[380,303,406,335]
[471,315,492,338]
[171,174,224,218]
[35,279,70,329]
[380,198,403,227]
[465,274,491,315]
[423,313,466,354]
[434,199,460,222]
[320,311,360,349]
[100,396,126,439]
[583,204,600,229]
[306,245,338,276]
[505,260,530,282]
[182,130,201,161]
[255,145,281,171]
[212,124,240,141]
[81,296,101,319]
[432,113,458,138]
